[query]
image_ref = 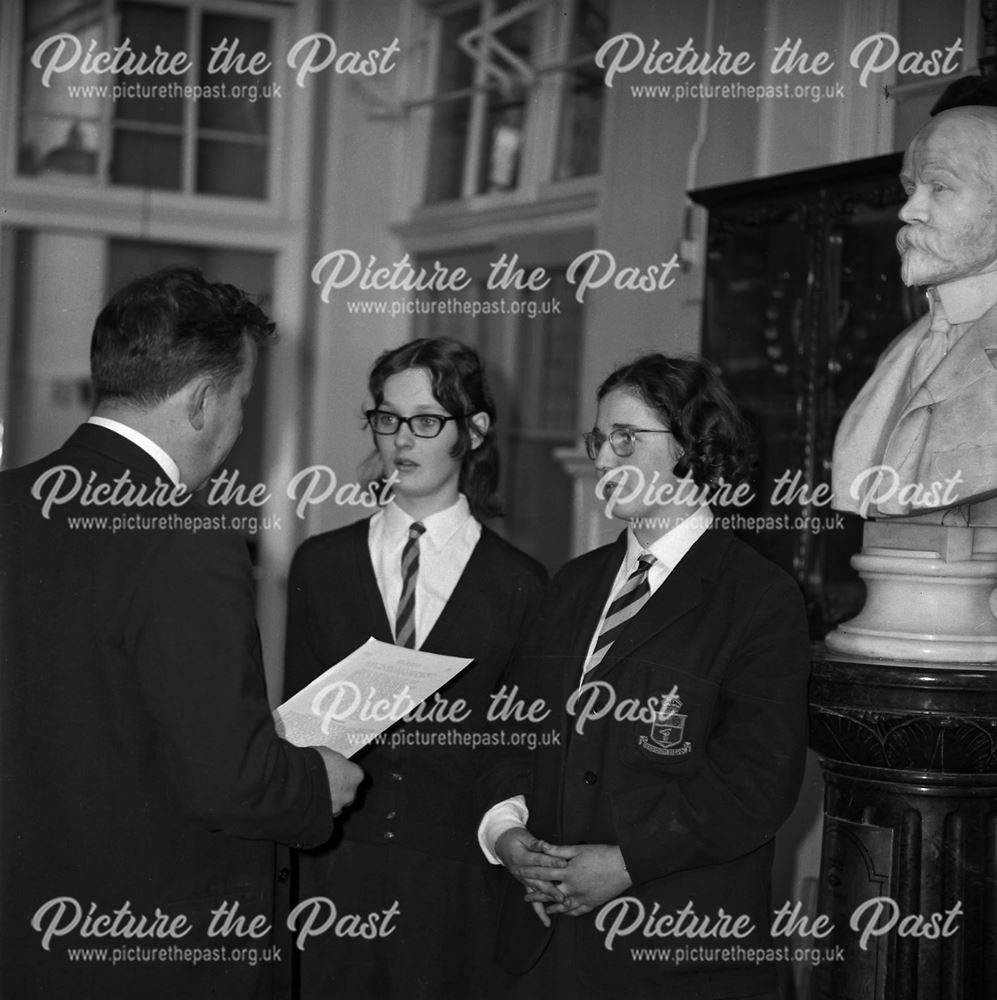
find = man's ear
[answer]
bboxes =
[186,378,213,431]
[469,412,490,449]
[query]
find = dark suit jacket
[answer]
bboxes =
[490,526,811,996]
[0,424,333,999]
[284,516,547,863]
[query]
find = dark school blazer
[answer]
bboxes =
[489,525,811,997]
[283,516,547,862]
[0,424,333,1000]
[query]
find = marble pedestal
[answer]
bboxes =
[825,521,997,663]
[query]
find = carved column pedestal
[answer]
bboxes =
[809,651,997,1000]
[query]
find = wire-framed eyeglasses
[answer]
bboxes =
[366,409,462,439]
[583,427,672,460]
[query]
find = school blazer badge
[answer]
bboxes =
[638,692,692,756]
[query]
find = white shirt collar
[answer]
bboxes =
[933,270,997,325]
[379,495,474,552]
[626,503,714,573]
[87,416,181,485]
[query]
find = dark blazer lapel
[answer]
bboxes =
[357,518,395,643]
[561,535,628,706]
[570,535,627,660]
[589,527,733,682]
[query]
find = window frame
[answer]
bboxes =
[7,0,292,209]
[412,0,607,209]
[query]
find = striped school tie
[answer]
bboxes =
[394,521,426,648]
[586,552,656,673]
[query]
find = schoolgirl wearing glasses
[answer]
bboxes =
[479,354,811,1000]
[283,337,547,999]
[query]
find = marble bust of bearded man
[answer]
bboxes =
[832,104,997,521]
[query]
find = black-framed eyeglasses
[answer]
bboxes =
[583,427,672,460]
[366,409,462,439]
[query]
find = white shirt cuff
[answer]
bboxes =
[477,795,529,864]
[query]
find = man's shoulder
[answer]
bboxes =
[0,444,76,499]
[0,425,173,508]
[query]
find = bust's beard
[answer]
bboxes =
[896,223,997,287]
[899,248,920,287]
[896,229,938,287]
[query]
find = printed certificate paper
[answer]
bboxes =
[274,637,473,756]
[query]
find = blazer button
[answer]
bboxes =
[391,771,403,782]
[384,831,395,841]
[385,810,397,820]
[278,867,290,882]
[583,771,598,785]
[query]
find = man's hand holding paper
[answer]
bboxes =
[275,636,474,757]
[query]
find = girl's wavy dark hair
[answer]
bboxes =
[366,337,502,520]
[596,354,755,489]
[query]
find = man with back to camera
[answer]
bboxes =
[833,99,997,518]
[0,267,363,998]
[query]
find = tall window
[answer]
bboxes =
[17,0,278,198]
[422,0,609,203]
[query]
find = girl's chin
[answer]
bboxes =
[607,505,644,523]
[391,477,422,498]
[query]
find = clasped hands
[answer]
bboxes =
[494,827,632,927]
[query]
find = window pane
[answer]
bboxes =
[111,2,186,190]
[111,129,182,188]
[556,0,608,179]
[557,65,603,179]
[115,2,186,125]
[198,14,272,134]
[480,95,526,193]
[476,4,534,194]
[425,7,479,203]
[196,13,272,198]
[18,0,104,179]
[196,138,267,198]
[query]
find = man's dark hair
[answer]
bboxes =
[597,353,755,488]
[90,267,275,406]
[367,336,502,520]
